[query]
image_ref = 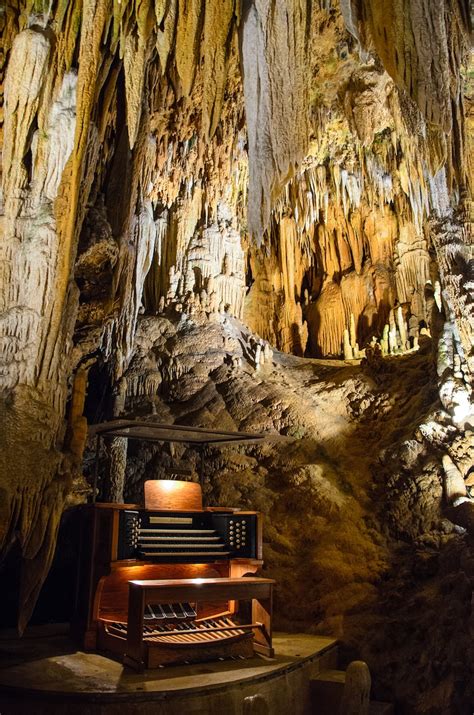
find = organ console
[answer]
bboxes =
[72,478,274,670]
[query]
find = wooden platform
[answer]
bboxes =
[0,625,337,714]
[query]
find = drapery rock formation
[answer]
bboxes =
[0,0,472,711]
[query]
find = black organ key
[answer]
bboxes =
[182,602,197,618]
[172,603,186,618]
[161,603,176,618]
[144,604,155,620]
[147,603,166,619]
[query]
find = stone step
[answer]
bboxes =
[310,669,345,713]
[310,668,394,715]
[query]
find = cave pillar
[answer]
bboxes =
[102,437,128,503]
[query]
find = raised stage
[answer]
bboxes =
[0,625,337,714]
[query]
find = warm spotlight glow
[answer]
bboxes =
[160,480,182,493]
[144,479,203,510]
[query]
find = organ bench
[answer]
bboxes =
[124,576,274,670]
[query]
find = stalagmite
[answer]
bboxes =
[308,281,346,357]
[396,306,408,351]
[103,436,128,503]
[381,325,389,356]
[388,311,397,354]
[443,454,467,504]
[340,661,371,715]
[349,313,357,351]
[344,329,353,360]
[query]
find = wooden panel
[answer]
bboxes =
[256,513,263,560]
[229,559,261,578]
[145,634,254,668]
[144,480,203,511]
[252,586,274,657]
[196,600,229,619]
[204,507,236,512]
[110,509,120,561]
[131,577,275,604]
[131,576,274,587]
[97,563,228,622]
[92,503,141,510]
[228,559,260,614]
[72,505,116,644]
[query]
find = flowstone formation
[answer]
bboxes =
[0,0,472,711]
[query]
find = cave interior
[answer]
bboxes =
[0,0,473,713]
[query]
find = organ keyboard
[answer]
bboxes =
[119,509,258,559]
[72,479,274,669]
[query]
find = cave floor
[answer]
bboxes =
[0,625,337,713]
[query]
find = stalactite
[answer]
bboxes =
[240,0,311,239]
[201,0,235,138]
[2,28,51,217]
[155,0,178,70]
[175,0,203,97]
[124,29,149,150]
[343,0,468,134]
[32,72,78,203]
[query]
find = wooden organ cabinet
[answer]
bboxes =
[72,479,274,670]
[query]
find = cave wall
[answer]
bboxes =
[110,313,474,711]
[0,1,472,700]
